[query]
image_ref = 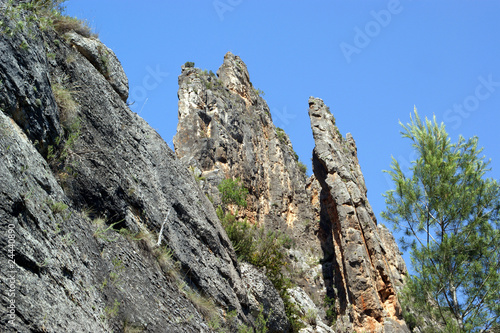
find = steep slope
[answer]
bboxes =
[0,4,285,332]
[308,97,409,333]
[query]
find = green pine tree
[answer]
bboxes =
[382,108,500,332]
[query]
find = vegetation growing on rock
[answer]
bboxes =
[216,178,304,332]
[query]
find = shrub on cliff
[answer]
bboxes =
[218,177,249,207]
[216,178,303,332]
[0,0,95,39]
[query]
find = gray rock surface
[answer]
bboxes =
[287,287,335,333]
[0,7,255,332]
[0,111,212,332]
[378,224,407,292]
[240,263,290,332]
[65,31,129,101]
[0,14,62,154]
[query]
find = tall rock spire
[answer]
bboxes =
[309,97,409,332]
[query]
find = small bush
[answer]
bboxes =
[304,308,318,326]
[104,299,120,319]
[51,82,78,131]
[48,79,81,177]
[187,289,217,321]
[154,246,180,281]
[92,218,120,242]
[297,162,307,176]
[253,88,265,97]
[184,61,195,68]
[49,200,68,214]
[275,127,286,144]
[324,295,337,325]
[218,178,248,207]
[254,306,269,333]
[216,207,256,260]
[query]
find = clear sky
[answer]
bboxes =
[65,1,500,271]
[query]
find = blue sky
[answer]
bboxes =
[65,1,500,271]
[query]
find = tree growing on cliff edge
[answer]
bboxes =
[382,109,500,332]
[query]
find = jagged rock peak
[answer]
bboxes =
[309,96,353,155]
[217,52,251,87]
[216,52,257,105]
[308,96,367,195]
[309,97,409,332]
[309,97,363,167]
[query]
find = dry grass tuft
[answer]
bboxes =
[53,15,96,38]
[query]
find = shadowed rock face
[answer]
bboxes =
[308,97,409,333]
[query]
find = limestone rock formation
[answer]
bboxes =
[173,52,411,332]
[174,52,324,260]
[174,53,312,232]
[0,2,411,332]
[309,97,409,332]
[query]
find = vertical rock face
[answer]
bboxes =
[309,97,409,332]
[174,52,314,236]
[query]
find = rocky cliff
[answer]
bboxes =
[173,52,410,332]
[0,3,409,333]
[174,52,331,332]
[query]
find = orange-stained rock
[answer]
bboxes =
[309,97,410,333]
